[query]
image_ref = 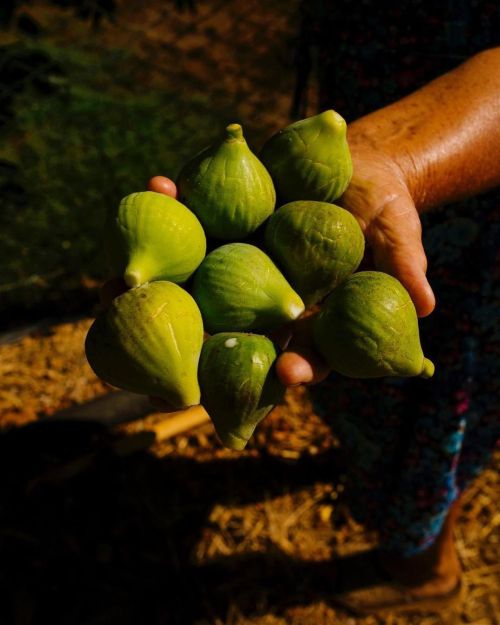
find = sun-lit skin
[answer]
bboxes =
[341,48,500,321]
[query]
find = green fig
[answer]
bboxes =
[85,281,204,408]
[192,243,305,333]
[199,333,284,450]
[265,200,365,305]
[260,110,353,204]
[177,123,276,240]
[105,191,206,288]
[312,271,434,379]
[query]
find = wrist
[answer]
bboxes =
[347,119,426,212]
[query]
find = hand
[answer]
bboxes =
[133,167,433,390]
[340,141,435,318]
[275,141,436,387]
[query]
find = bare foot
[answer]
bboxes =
[332,499,464,615]
[378,498,463,598]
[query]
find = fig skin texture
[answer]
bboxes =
[199,333,284,450]
[85,281,204,409]
[260,109,353,204]
[313,271,435,379]
[177,123,276,240]
[265,200,365,306]
[192,243,305,333]
[105,191,206,288]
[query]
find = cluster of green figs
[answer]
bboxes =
[85,110,434,450]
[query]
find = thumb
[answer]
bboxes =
[369,198,435,317]
[275,348,330,387]
[147,176,178,198]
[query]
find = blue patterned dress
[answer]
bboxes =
[297,0,500,555]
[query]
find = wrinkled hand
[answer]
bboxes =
[341,143,435,317]
[275,142,435,387]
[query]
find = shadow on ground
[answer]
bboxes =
[0,419,386,625]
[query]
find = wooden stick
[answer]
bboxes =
[149,405,211,442]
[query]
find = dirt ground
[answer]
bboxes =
[0,320,498,625]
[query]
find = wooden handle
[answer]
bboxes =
[150,405,211,442]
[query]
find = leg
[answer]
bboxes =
[331,498,463,616]
[378,497,462,596]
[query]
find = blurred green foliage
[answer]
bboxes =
[0,40,229,315]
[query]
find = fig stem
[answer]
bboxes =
[287,301,305,321]
[319,109,346,131]
[124,269,143,288]
[218,429,249,451]
[420,357,435,379]
[225,123,244,142]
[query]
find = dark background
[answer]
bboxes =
[0,0,299,327]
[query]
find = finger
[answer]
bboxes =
[99,277,128,309]
[378,246,435,317]
[275,348,330,387]
[370,202,435,317]
[373,236,435,318]
[147,176,178,198]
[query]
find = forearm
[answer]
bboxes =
[347,48,500,212]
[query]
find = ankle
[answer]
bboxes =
[378,542,461,586]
